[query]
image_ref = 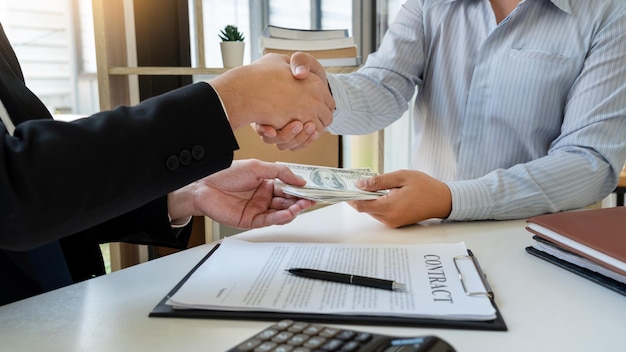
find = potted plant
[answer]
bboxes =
[219,25,245,68]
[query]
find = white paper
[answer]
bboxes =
[167,238,496,321]
[533,240,626,284]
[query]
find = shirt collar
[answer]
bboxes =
[549,0,572,14]
[446,0,572,15]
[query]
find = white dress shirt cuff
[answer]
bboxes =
[168,214,193,229]
[210,83,231,123]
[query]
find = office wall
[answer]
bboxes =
[0,0,99,116]
[0,0,75,113]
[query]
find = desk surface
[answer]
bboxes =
[1,203,624,352]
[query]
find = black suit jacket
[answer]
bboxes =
[0,24,239,305]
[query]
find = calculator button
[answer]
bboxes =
[302,325,324,335]
[292,348,311,352]
[287,334,310,346]
[288,322,310,333]
[320,338,343,351]
[302,336,326,349]
[334,330,356,341]
[253,341,277,352]
[236,338,262,351]
[256,328,279,340]
[339,341,361,352]
[273,320,294,330]
[273,344,295,352]
[353,332,372,343]
[272,331,295,344]
[318,328,340,338]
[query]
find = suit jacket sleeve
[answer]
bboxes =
[0,29,239,250]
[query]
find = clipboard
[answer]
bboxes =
[150,244,508,331]
[526,246,626,297]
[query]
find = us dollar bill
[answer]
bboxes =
[275,162,386,203]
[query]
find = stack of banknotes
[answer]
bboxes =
[275,162,386,203]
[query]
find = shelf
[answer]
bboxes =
[108,66,359,75]
[108,67,226,75]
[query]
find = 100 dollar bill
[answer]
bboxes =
[276,162,386,203]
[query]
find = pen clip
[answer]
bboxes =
[453,251,494,300]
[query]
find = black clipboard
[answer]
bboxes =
[526,245,626,297]
[150,244,508,331]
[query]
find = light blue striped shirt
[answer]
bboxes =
[327,0,626,221]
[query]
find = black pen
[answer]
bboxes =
[286,268,406,291]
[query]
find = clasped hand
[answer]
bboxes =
[251,52,333,151]
[210,53,334,144]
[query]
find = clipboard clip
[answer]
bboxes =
[453,250,494,300]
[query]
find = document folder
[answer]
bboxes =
[150,243,508,331]
[526,246,626,297]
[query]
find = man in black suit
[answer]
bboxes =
[0,24,334,305]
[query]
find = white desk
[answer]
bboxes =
[1,203,624,351]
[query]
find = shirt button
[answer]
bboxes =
[179,149,192,165]
[192,145,205,160]
[166,155,180,171]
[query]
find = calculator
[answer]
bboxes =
[227,319,456,352]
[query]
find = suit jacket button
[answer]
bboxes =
[166,155,180,171]
[179,149,192,165]
[192,145,205,160]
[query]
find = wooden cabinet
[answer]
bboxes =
[91,0,352,270]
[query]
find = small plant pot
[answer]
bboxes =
[220,41,245,68]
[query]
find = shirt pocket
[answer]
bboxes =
[501,47,579,111]
[509,47,572,64]
[486,48,580,148]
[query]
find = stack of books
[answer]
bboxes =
[525,207,626,296]
[260,25,360,67]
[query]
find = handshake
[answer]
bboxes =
[209,53,333,152]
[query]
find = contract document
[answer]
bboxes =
[166,238,496,321]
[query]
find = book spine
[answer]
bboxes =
[260,37,356,51]
[265,26,349,40]
[262,46,358,59]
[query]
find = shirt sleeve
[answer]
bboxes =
[326,0,425,136]
[447,9,626,221]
